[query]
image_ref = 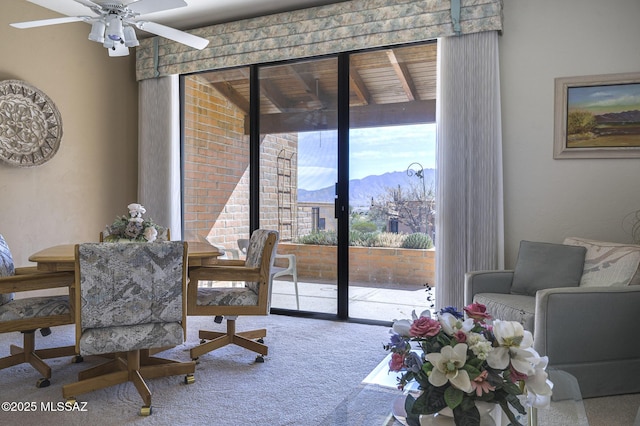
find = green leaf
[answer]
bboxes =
[444,386,463,409]
[453,404,480,426]
[462,363,481,380]
[502,381,522,396]
[404,394,422,426]
[413,385,447,414]
[499,400,524,426]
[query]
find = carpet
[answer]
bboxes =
[0,315,390,425]
[1,315,639,425]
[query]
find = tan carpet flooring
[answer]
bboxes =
[0,314,638,425]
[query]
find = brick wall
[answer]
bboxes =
[183,74,298,247]
[277,243,435,286]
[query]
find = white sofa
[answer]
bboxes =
[465,237,640,398]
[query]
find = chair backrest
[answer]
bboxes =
[0,235,15,305]
[75,241,188,354]
[244,230,278,294]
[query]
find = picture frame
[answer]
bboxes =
[553,72,640,159]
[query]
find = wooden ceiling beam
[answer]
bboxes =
[349,66,370,106]
[257,99,435,134]
[386,49,418,102]
[211,82,250,114]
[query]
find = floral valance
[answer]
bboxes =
[135,0,503,81]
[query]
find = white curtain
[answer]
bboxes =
[138,75,182,238]
[435,31,504,309]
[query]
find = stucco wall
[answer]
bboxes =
[0,0,138,266]
[499,0,640,266]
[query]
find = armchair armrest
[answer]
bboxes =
[464,270,514,305]
[0,270,75,294]
[533,285,640,362]
[189,265,261,283]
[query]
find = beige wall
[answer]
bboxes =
[2,0,639,270]
[0,0,138,265]
[499,0,640,266]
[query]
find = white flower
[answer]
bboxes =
[524,356,554,408]
[466,332,493,360]
[392,310,431,337]
[143,226,158,242]
[426,343,473,392]
[412,309,432,320]
[486,320,538,375]
[391,319,412,337]
[439,312,474,336]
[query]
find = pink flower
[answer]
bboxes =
[464,303,492,322]
[454,330,467,343]
[509,364,529,383]
[410,316,441,337]
[389,352,405,372]
[470,370,496,397]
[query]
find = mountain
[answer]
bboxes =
[298,169,435,207]
[594,110,640,124]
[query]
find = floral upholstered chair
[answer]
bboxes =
[187,229,278,362]
[0,234,75,387]
[62,241,195,416]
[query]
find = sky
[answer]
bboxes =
[297,123,436,190]
[568,83,640,114]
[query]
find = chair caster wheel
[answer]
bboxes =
[140,405,152,416]
[255,355,265,363]
[200,339,206,344]
[184,374,195,385]
[36,378,50,388]
[257,338,264,344]
[72,355,84,363]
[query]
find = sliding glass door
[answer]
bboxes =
[258,58,339,315]
[181,41,437,322]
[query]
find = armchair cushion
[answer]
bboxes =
[0,234,15,305]
[79,322,184,356]
[196,287,259,307]
[0,295,70,322]
[563,237,640,287]
[473,293,535,331]
[510,240,586,297]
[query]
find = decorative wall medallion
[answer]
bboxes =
[0,80,63,167]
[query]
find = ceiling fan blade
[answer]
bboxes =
[129,0,187,15]
[71,0,102,10]
[135,21,209,50]
[10,16,85,29]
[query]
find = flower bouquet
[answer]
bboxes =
[384,303,553,426]
[103,203,166,243]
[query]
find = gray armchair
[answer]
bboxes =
[465,238,640,398]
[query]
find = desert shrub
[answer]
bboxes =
[567,110,597,135]
[296,231,337,245]
[374,232,405,248]
[401,232,433,249]
[349,230,379,247]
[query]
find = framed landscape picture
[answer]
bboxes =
[554,72,640,159]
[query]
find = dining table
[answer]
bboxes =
[29,241,223,272]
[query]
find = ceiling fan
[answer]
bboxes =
[10,0,210,57]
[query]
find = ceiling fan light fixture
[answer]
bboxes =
[88,21,106,43]
[105,15,124,42]
[123,25,139,47]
